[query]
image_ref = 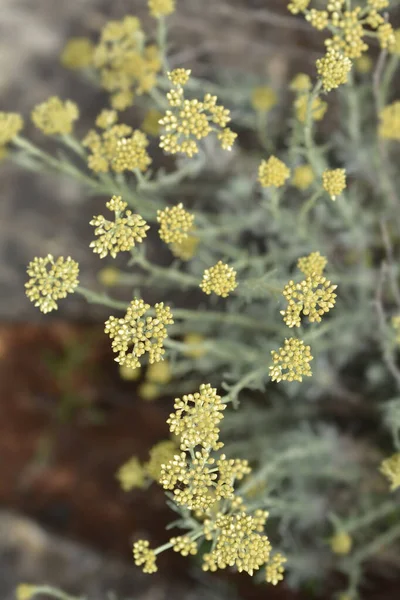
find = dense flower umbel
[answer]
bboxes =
[258,156,291,188]
[0,112,23,146]
[170,535,198,556]
[380,453,400,490]
[105,299,174,369]
[157,203,195,245]
[144,439,178,481]
[200,261,238,298]
[92,16,161,110]
[170,233,199,261]
[83,124,151,173]
[31,97,79,135]
[322,168,347,199]
[294,94,327,123]
[292,165,314,190]
[61,37,94,69]
[25,255,79,314]
[316,48,352,92]
[270,338,313,382]
[281,274,337,328]
[306,9,329,31]
[288,0,310,14]
[148,0,175,18]
[133,540,158,573]
[297,252,327,277]
[90,196,149,258]
[116,457,146,491]
[266,553,287,585]
[330,531,353,555]
[159,69,237,156]
[379,102,400,141]
[251,86,277,112]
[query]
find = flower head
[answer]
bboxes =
[98,266,121,287]
[157,203,195,245]
[322,168,347,199]
[379,102,400,141]
[25,255,79,314]
[168,68,191,86]
[116,457,146,491]
[294,94,327,123]
[316,48,352,92]
[133,540,158,573]
[270,338,313,382]
[148,0,175,18]
[31,97,79,135]
[266,553,287,585]
[258,156,290,188]
[90,196,149,258]
[251,86,277,112]
[288,0,310,14]
[184,333,206,358]
[306,9,329,30]
[16,585,37,600]
[200,261,238,298]
[61,37,94,69]
[170,535,198,556]
[330,531,352,555]
[95,109,118,129]
[292,165,314,190]
[170,233,199,261]
[380,452,400,490]
[105,299,174,369]
[146,360,171,384]
[144,439,178,480]
[142,109,163,136]
[290,73,312,92]
[281,274,337,328]
[297,252,328,277]
[0,112,23,146]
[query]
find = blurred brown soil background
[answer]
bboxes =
[1,1,400,599]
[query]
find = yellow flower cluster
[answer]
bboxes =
[290,73,312,93]
[265,553,287,585]
[31,96,79,135]
[117,457,146,491]
[258,156,290,188]
[93,16,161,110]
[379,102,400,141]
[184,332,206,358]
[133,539,158,573]
[159,69,237,156]
[297,251,327,277]
[389,29,400,55]
[251,86,277,113]
[144,439,178,480]
[170,535,198,556]
[380,452,400,490]
[294,93,327,123]
[306,9,329,31]
[288,0,310,14]
[61,37,94,70]
[83,123,151,173]
[25,254,79,314]
[148,0,175,18]
[90,196,149,258]
[0,112,23,147]
[117,439,177,491]
[170,233,199,261]
[330,531,352,555]
[316,48,352,92]
[96,109,118,129]
[157,203,195,245]
[392,315,400,344]
[142,109,163,136]
[15,585,37,600]
[200,261,238,298]
[105,299,174,369]
[322,168,347,200]
[167,384,226,451]
[281,274,337,328]
[270,338,313,382]
[292,165,314,191]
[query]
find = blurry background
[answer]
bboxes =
[0,1,398,599]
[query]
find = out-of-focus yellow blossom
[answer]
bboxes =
[133,540,158,573]
[139,382,161,401]
[142,109,163,136]
[266,553,287,585]
[258,156,290,188]
[0,146,7,161]
[251,86,277,112]
[117,456,146,491]
[288,0,310,14]
[61,37,94,69]
[170,535,198,556]
[281,274,337,328]
[389,29,400,55]
[290,73,312,92]
[184,332,206,358]
[170,233,199,261]
[95,109,118,129]
[144,439,178,480]
[119,364,141,381]
[157,203,195,245]
[294,94,327,123]
[200,261,238,298]
[105,299,174,369]
[330,531,352,555]
[322,168,347,200]
[292,165,314,191]
[392,315,400,344]
[355,55,373,74]
[16,585,37,600]
[270,338,313,382]
[379,102,400,141]
[316,48,352,92]
[377,23,396,50]
[90,196,149,258]
[297,251,327,277]
[147,360,172,384]
[0,112,23,146]
[380,453,400,490]
[98,266,121,287]
[31,97,79,135]
[148,0,175,18]
[159,69,235,156]
[25,255,79,314]
[306,9,329,30]
[93,16,161,110]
